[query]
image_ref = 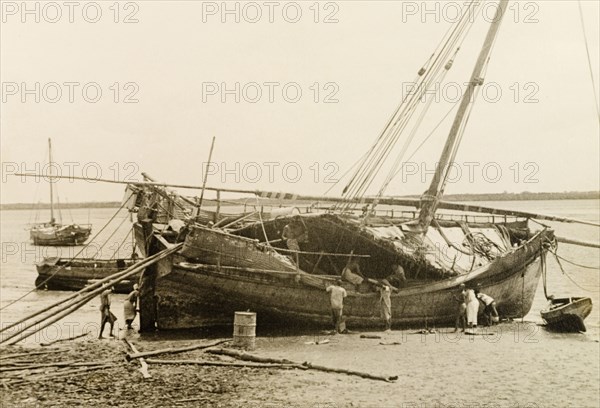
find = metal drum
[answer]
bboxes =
[232,312,256,350]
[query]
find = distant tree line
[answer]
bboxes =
[1,191,598,210]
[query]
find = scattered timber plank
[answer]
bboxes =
[0,349,64,360]
[0,360,106,373]
[6,364,116,386]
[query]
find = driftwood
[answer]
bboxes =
[302,362,398,382]
[123,339,151,379]
[207,348,397,382]
[40,331,90,347]
[146,358,302,369]
[126,339,231,361]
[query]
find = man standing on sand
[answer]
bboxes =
[123,284,139,330]
[379,285,392,332]
[326,280,347,334]
[452,283,467,332]
[99,286,117,339]
[465,286,479,333]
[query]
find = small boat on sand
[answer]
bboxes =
[540,297,593,332]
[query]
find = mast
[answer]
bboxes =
[198,136,216,211]
[418,0,509,231]
[48,138,55,224]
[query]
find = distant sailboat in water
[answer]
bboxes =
[29,138,92,246]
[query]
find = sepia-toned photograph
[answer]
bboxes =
[1,1,599,407]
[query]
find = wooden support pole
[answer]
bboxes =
[1,244,182,345]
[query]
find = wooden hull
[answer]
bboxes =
[541,297,593,332]
[30,224,92,246]
[181,225,297,272]
[144,229,552,330]
[36,257,140,294]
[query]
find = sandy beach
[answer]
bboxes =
[1,203,599,407]
[2,321,599,408]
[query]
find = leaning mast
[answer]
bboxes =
[48,137,55,224]
[418,0,510,231]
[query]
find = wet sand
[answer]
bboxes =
[2,322,599,408]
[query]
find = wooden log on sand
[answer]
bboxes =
[123,339,151,379]
[206,348,296,365]
[0,360,106,373]
[125,339,231,361]
[145,358,304,369]
[207,348,398,383]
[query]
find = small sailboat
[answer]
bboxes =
[29,138,92,246]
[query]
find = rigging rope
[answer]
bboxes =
[550,250,599,293]
[339,0,483,209]
[92,210,130,258]
[577,0,600,124]
[376,2,485,201]
[108,227,134,261]
[551,249,599,270]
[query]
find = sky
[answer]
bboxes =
[1,0,599,204]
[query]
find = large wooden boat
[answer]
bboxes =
[138,218,553,330]
[36,257,140,294]
[540,297,593,332]
[29,139,92,246]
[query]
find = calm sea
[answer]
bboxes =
[0,199,598,344]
